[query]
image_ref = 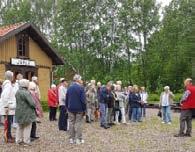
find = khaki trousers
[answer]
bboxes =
[16,123,32,144]
[68,112,84,140]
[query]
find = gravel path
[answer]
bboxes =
[0,109,195,152]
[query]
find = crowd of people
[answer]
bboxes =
[0,70,195,146]
[0,71,43,146]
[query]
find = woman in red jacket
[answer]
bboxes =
[48,84,58,121]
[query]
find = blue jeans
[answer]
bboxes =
[162,106,171,123]
[131,108,141,122]
[99,103,108,126]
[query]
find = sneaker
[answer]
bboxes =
[69,138,74,144]
[161,121,165,124]
[75,139,84,145]
[23,143,32,147]
[16,141,23,145]
[167,122,171,125]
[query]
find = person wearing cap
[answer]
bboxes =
[0,70,16,143]
[48,84,58,121]
[66,74,86,144]
[58,79,68,131]
[15,79,36,146]
[159,86,174,124]
[175,78,195,137]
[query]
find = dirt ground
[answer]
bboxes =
[0,109,195,152]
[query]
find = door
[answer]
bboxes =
[6,64,38,82]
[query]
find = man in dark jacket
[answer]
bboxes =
[99,82,112,129]
[66,74,86,144]
[130,85,142,122]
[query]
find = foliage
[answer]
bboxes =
[0,0,193,92]
[41,101,49,112]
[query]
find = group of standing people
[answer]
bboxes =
[98,82,148,129]
[1,70,194,147]
[0,71,43,146]
[47,77,150,144]
[47,75,86,144]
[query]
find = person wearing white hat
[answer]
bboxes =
[159,86,174,124]
[15,79,36,146]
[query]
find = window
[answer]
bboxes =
[16,33,29,58]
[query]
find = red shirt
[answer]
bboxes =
[48,89,58,107]
[181,85,195,109]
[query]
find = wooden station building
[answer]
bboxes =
[0,22,64,100]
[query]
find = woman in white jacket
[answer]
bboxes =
[0,71,16,143]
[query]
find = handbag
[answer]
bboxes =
[157,109,162,118]
[8,100,16,110]
[8,85,16,110]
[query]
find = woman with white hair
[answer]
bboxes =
[15,79,36,146]
[29,81,43,140]
[48,84,58,121]
[159,86,174,124]
[0,70,16,143]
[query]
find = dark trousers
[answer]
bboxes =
[58,105,68,131]
[179,109,192,135]
[31,122,37,138]
[141,103,146,117]
[7,115,13,139]
[129,107,132,121]
[49,107,57,121]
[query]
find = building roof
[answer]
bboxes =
[0,22,64,65]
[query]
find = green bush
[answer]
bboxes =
[148,94,160,103]
[174,93,182,103]
[148,93,183,104]
[41,101,49,112]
